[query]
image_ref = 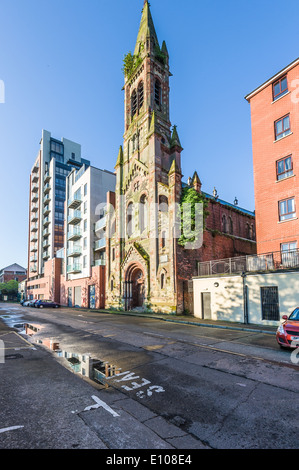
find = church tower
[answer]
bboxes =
[106,0,183,313]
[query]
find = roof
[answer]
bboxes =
[134,0,159,56]
[0,263,27,274]
[245,57,299,102]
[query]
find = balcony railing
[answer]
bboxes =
[44,206,50,216]
[32,184,39,193]
[67,263,82,274]
[94,259,106,266]
[67,228,82,241]
[43,239,50,248]
[30,265,37,273]
[44,183,51,193]
[43,195,51,205]
[43,228,50,237]
[94,238,106,251]
[95,217,106,232]
[31,204,38,212]
[197,250,299,277]
[67,246,82,257]
[44,171,51,183]
[68,196,82,210]
[43,217,50,226]
[68,210,82,225]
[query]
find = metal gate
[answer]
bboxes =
[260,286,279,321]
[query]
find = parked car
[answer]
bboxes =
[35,300,60,309]
[276,308,299,349]
[23,300,31,307]
[28,300,39,307]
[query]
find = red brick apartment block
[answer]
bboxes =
[246,58,299,255]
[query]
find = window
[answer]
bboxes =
[139,195,147,233]
[84,237,87,249]
[138,81,144,111]
[127,203,134,238]
[131,90,137,118]
[161,272,165,289]
[260,287,279,321]
[275,114,291,140]
[273,76,288,101]
[222,215,227,233]
[84,219,88,231]
[84,201,87,214]
[279,197,296,221]
[83,256,87,268]
[84,183,88,197]
[277,155,293,181]
[155,79,161,107]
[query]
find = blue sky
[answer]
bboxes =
[0,0,298,269]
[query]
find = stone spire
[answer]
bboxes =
[134,0,159,56]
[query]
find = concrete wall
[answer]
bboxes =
[193,270,299,326]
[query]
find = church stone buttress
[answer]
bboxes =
[106,0,183,313]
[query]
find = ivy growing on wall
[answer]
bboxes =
[178,187,209,247]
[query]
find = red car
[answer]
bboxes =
[276,308,299,349]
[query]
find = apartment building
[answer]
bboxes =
[27,129,90,299]
[60,164,116,309]
[0,263,27,283]
[245,58,299,259]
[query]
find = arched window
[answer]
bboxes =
[222,215,227,233]
[246,223,250,239]
[139,195,147,233]
[127,202,134,238]
[161,272,165,289]
[161,230,166,249]
[138,81,144,111]
[155,79,161,107]
[131,90,137,118]
[159,195,168,212]
[229,217,233,235]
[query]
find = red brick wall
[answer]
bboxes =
[248,62,299,254]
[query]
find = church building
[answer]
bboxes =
[105,1,256,314]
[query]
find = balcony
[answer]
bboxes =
[43,228,50,237]
[43,239,50,248]
[95,217,107,232]
[94,259,106,267]
[68,195,82,210]
[94,238,106,251]
[67,263,82,274]
[43,195,51,205]
[44,171,51,183]
[68,210,82,225]
[31,244,38,252]
[32,174,39,183]
[32,184,39,193]
[30,255,37,262]
[44,183,51,193]
[31,204,38,212]
[31,234,38,243]
[31,214,38,222]
[196,249,299,277]
[67,228,82,241]
[31,224,38,232]
[32,163,39,174]
[30,265,37,273]
[43,217,50,227]
[31,193,38,203]
[44,206,50,216]
[43,251,50,260]
[67,246,82,257]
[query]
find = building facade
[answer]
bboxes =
[27,129,90,299]
[59,164,116,309]
[105,2,256,314]
[0,263,27,283]
[245,58,299,257]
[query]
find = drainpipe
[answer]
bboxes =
[241,272,248,324]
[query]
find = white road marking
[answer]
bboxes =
[0,426,24,434]
[83,395,119,417]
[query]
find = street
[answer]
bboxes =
[0,303,298,450]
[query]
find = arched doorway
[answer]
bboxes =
[123,263,146,310]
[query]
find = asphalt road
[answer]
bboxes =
[0,303,298,450]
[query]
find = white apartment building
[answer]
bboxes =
[65,165,116,282]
